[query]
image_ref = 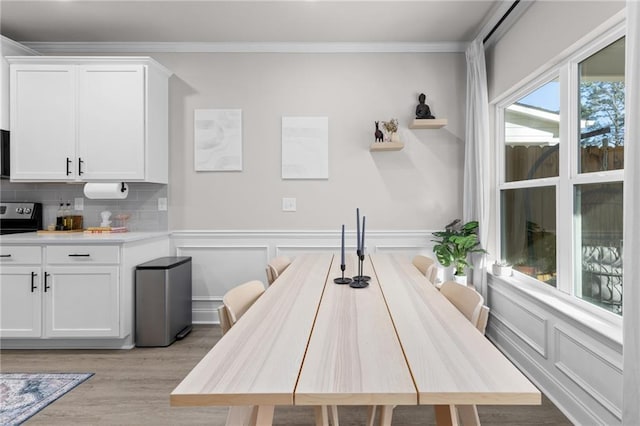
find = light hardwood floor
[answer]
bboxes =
[0,325,571,425]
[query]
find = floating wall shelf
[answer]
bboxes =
[409,118,448,129]
[370,141,404,151]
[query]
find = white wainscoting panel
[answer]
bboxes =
[554,325,623,420]
[489,285,548,358]
[171,230,434,324]
[486,274,623,426]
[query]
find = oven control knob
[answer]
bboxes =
[16,207,24,214]
[24,208,32,214]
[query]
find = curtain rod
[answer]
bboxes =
[483,0,521,44]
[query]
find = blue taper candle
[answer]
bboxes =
[361,216,366,254]
[341,224,345,266]
[356,208,361,253]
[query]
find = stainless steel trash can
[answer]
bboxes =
[135,256,192,347]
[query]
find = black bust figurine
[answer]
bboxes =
[415,93,435,119]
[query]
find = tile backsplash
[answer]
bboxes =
[0,181,168,231]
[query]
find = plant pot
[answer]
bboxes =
[492,264,512,277]
[390,132,401,143]
[453,274,467,285]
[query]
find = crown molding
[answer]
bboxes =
[1,36,42,56]
[23,41,468,54]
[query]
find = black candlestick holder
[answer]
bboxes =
[333,263,353,284]
[350,251,370,288]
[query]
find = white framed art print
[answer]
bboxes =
[194,109,242,171]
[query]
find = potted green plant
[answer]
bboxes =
[432,219,487,284]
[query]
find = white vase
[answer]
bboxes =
[453,274,467,285]
[390,132,400,143]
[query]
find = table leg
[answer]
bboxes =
[329,405,340,426]
[366,406,376,426]
[315,405,329,426]
[378,405,394,426]
[226,406,257,426]
[253,405,275,426]
[434,405,460,426]
[457,405,480,426]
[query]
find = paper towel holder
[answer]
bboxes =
[83,182,129,200]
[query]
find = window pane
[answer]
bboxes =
[579,37,625,173]
[504,79,560,182]
[501,186,556,286]
[575,182,623,314]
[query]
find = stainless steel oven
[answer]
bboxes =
[0,202,43,235]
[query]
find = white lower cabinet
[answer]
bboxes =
[44,266,119,337]
[0,236,169,348]
[0,245,120,339]
[0,266,42,337]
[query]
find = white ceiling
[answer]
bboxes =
[0,1,501,45]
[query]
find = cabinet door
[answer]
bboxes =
[44,266,120,338]
[10,65,76,181]
[0,267,42,337]
[77,65,145,180]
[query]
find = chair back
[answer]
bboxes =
[217,305,232,335]
[476,305,490,335]
[412,255,438,284]
[223,280,266,325]
[440,280,484,328]
[266,255,292,285]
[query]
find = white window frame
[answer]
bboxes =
[494,22,625,324]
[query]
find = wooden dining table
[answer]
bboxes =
[170,253,540,426]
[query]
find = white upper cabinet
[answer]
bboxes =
[10,65,76,180]
[8,57,171,183]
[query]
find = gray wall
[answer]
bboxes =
[3,51,466,232]
[153,52,466,231]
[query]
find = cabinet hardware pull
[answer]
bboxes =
[44,272,50,292]
[66,157,72,176]
[31,271,38,292]
[68,253,91,257]
[0,254,12,258]
[78,157,84,176]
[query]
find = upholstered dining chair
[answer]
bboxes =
[265,255,292,285]
[222,280,266,326]
[439,281,490,426]
[412,255,438,285]
[439,280,484,327]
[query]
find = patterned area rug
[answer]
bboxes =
[0,373,93,425]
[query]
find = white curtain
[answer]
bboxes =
[463,38,491,297]
[623,1,640,424]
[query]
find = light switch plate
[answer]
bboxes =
[74,197,84,211]
[158,197,168,211]
[282,197,296,212]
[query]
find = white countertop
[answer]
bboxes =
[0,231,170,245]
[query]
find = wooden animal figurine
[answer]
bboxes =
[374,121,384,142]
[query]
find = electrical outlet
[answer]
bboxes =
[74,197,84,211]
[158,197,168,211]
[282,197,296,212]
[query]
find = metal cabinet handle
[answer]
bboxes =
[0,254,11,258]
[44,272,50,292]
[68,253,91,257]
[66,157,72,176]
[31,271,38,292]
[78,157,84,176]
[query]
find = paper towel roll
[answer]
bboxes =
[83,182,129,200]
